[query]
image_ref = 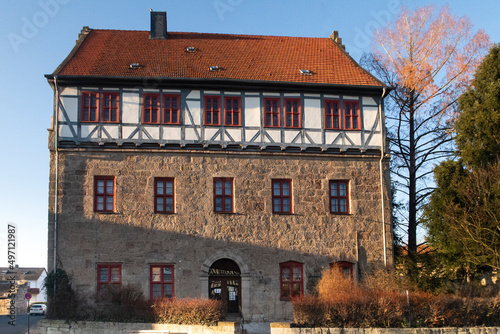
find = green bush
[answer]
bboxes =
[44,269,80,320]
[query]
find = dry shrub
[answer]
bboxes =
[152,298,224,325]
[292,295,326,326]
[293,268,500,328]
[92,284,154,322]
[316,266,363,303]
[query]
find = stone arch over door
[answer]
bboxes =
[201,251,250,319]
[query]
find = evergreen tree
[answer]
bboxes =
[423,44,500,276]
[455,44,500,168]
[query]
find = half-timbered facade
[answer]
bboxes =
[46,12,393,322]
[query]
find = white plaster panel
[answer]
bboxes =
[226,129,242,142]
[122,92,140,124]
[363,106,379,131]
[284,93,300,97]
[264,129,281,143]
[324,95,340,99]
[205,128,220,141]
[186,100,201,126]
[60,87,77,96]
[326,131,342,145]
[185,128,199,141]
[306,131,322,145]
[81,124,98,139]
[244,97,261,127]
[204,91,220,95]
[304,99,322,129]
[187,90,200,99]
[143,89,160,93]
[163,89,181,93]
[144,126,160,140]
[59,125,74,138]
[60,96,78,122]
[346,132,362,146]
[343,96,359,100]
[81,87,97,91]
[263,92,280,96]
[304,94,321,98]
[224,91,240,96]
[103,125,119,139]
[245,129,260,142]
[362,97,377,105]
[162,127,181,140]
[122,126,139,139]
[365,133,382,148]
[284,130,300,144]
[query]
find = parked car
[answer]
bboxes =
[29,304,47,316]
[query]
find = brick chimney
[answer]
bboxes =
[150,11,167,40]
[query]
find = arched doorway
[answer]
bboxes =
[209,259,241,314]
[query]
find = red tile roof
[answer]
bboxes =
[54,29,384,87]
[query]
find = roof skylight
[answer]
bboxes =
[300,69,312,75]
[209,66,220,72]
[186,47,196,53]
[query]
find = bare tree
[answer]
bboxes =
[361,5,490,256]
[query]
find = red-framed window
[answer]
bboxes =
[97,264,121,298]
[280,261,303,300]
[224,97,241,126]
[204,96,221,126]
[324,99,341,129]
[155,178,175,213]
[94,176,115,212]
[143,93,161,124]
[150,265,174,299]
[264,98,280,127]
[101,92,120,123]
[330,180,349,214]
[214,178,234,213]
[163,94,180,124]
[272,179,292,214]
[284,98,301,128]
[343,101,360,130]
[330,261,354,280]
[81,91,99,122]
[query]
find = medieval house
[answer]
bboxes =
[46,12,393,321]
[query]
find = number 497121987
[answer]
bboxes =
[8,224,16,269]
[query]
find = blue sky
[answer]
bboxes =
[1,0,499,270]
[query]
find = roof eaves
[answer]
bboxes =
[45,74,388,94]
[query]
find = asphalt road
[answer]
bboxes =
[0,313,45,334]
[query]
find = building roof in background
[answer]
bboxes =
[51,29,385,88]
[0,267,47,281]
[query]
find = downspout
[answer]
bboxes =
[379,87,388,267]
[53,75,59,273]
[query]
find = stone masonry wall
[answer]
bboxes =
[47,145,393,321]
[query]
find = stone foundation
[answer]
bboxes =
[270,323,500,334]
[38,320,241,334]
